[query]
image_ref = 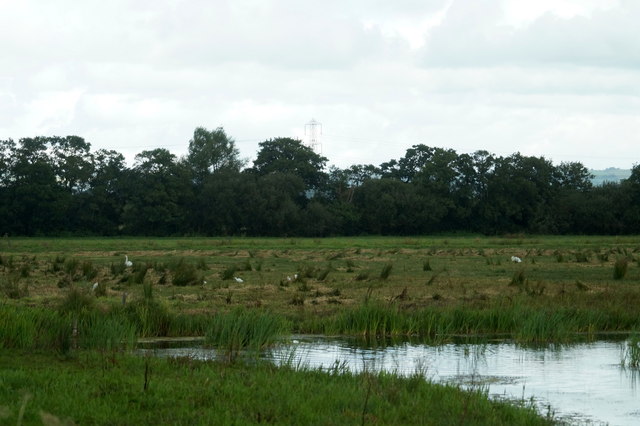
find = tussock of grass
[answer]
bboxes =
[613,258,629,280]
[171,259,201,286]
[205,309,288,362]
[58,287,95,315]
[220,265,237,281]
[1,275,28,299]
[379,263,393,280]
[423,258,432,271]
[509,269,527,287]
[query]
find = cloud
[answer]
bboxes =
[422,0,640,68]
[1,0,639,170]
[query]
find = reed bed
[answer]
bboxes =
[309,302,639,343]
[205,309,289,362]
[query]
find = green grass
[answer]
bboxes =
[2,235,640,343]
[0,350,553,425]
[205,309,288,362]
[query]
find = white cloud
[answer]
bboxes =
[0,0,639,170]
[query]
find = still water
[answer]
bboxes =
[141,336,640,425]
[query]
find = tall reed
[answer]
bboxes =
[205,309,288,362]
[621,334,640,369]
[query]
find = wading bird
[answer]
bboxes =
[125,255,133,267]
[234,277,244,283]
[511,256,522,263]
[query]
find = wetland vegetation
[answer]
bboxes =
[1,235,639,424]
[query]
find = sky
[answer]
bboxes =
[1,0,639,170]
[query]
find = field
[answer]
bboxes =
[1,235,639,424]
[2,235,639,338]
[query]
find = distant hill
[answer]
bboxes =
[589,168,631,186]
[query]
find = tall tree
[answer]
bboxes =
[50,135,94,193]
[187,127,243,184]
[251,138,328,192]
[9,137,67,234]
[122,149,191,235]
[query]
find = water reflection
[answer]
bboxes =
[141,336,640,426]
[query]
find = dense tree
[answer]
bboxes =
[1,130,638,237]
[251,138,328,192]
[250,173,305,236]
[8,137,68,235]
[122,149,192,235]
[187,127,243,184]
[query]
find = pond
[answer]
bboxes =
[139,336,640,425]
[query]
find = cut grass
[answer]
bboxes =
[1,236,639,342]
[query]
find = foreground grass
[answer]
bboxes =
[0,351,552,426]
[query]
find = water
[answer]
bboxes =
[140,336,640,425]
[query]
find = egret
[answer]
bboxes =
[92,282,99,291]
[124,255,133,267]
[511,256,522,263]
[234,277,244,283]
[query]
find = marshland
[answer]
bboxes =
[1,235,639,424]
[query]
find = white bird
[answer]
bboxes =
[511,256,522,263]
[234,277,244,283]
[92,282,99,291]
[124,255,133,267]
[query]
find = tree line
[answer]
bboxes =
[1,128,639,236]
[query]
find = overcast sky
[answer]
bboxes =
[1,0,638,170]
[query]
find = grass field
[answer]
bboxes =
[1,235,639,338]
[2,235,637,424]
